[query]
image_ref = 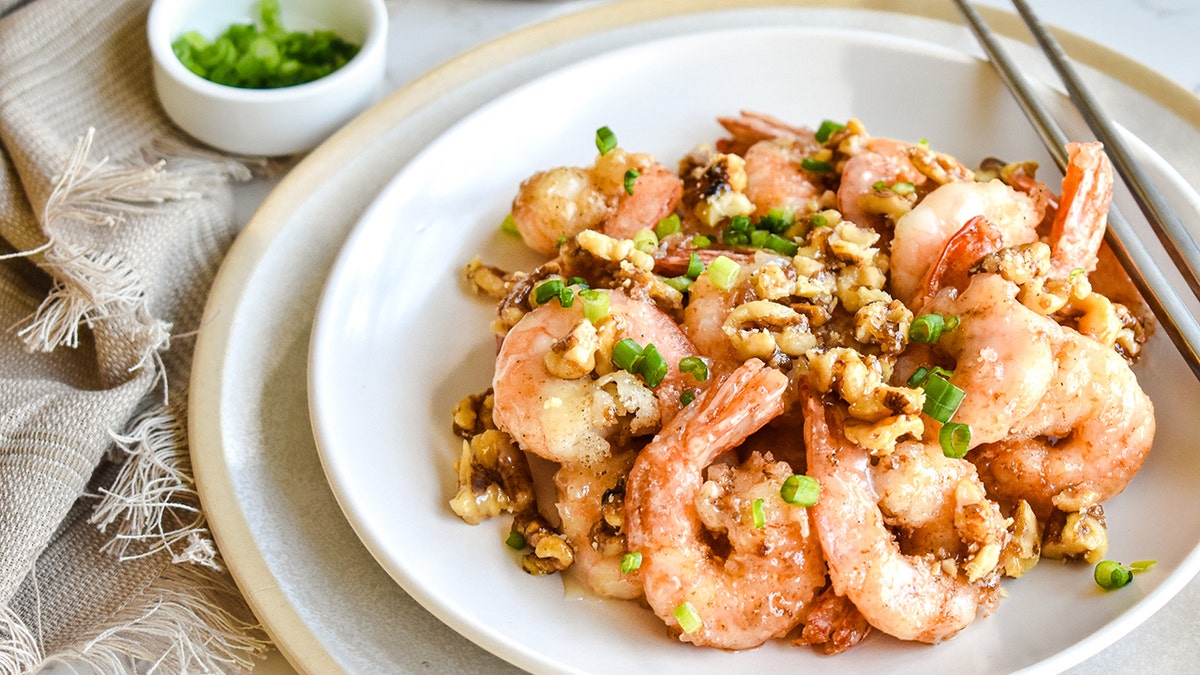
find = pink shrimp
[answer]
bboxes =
[625,360,826,649]
[1048,141,1114,276]
[836,137,928,234]
[802,391,1008,643]
[492,287,697,466]
[510,147,683,256]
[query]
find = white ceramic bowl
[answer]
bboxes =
[147,0,387,156]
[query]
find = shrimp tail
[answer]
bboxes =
[910,214,1006,311]
[1049,141,1113,276]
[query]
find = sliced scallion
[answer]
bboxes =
[655,213,682,238]
[1094,559,1155,590]
[632,228,658,254]
[678,356,709,382]
[780,474,820,507]
[579,289,610,324]
[680,390,696,406]
[620,551,642,574]
[922,373,965,424]
[595,126,617,155]
[533,279,565,306]
[664,276,693,293]
[674,602,703,634]
[640,343,668,388]
[939,422,971,459]
[815,119,845,144]
[612,338,645,373]
[624,168,641,195]
[505,531,526,549]
[909,313,951,344]
[801,158,833,173]
[707,255,741,290]
[690,234,713,248]
[500,213,519,236]
[685,252,705,279]
[751,498,766,528]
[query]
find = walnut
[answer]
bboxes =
[854,299,913,354]
[1000,500,1041,578]
[1041,504,1108,564]
[908,143,975,185]
[575,229,655,272]
[512,511,575,575]
[680,147,755,227]
[841,414,924,455]
[806,347,922,425]
[451,389,496,439]
[448,430,535,525]
[544,318,600,379]
[463,257,512,299]
[723,300,816,360]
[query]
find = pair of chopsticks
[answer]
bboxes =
[952,0,1200,380]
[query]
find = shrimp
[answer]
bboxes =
[510,147,683,256]
[716,110,818,157]
[923,272,1155,516]
[890,179,1040,304]
[625,360,826,649]
[836,137,928,234]
[802,391,1008,643]
[554,450,643,600]
[1048,141,1114,276]
[492,288,698,466]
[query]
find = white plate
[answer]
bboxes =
[308,21,1200,675]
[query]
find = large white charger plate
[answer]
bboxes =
[192,2,1200,674]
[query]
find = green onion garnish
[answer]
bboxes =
[505,531,526,549]
[707,255,741,290]
[171,0,360,89]
[533,279,565,306]
[685,252,705,279]
[764,233,799,256]
[811,213,830,228]
[612,338,645,373]
[595,126,617,155]
[801,158,833,173]
[921,373,965,424]
[500,213,519,236]
[674,602,703,634]
[751,498,766,528]
[815,119,845,144]
[1094,559,1155,590]
[780,474,820,507]
[680,390,696,406]
[760,207,795,234]
[909,313,953,343]
[620,551,643,574]
[679,356,709,382]
[664,276,693,293]
[690,235,713,248]
[632,228,658,254]
[906,366,929,388]
[640,344,668,388]
[655,214,682,238]
[939,422,971,459]
[624,168,641,195]
[579,289,610,324]
[872,180,888,192]
[892,181,916,196]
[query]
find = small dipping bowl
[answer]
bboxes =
[148,0,387,156]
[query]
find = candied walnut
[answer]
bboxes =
[908,143,975,185]
[842,413,923,455]
[827,220,881,264]
[806,347,922,424]
[750,262,795,301]
[463,257,513,299]
[575,229,655,272]
[449,430,535,525]
[857,185,916,224]
[512,511,575,575]
[1000,500,1041,578]
[452,389,496,439]
[953,478,1008,583]
[853,299,913,354]
[590,479,628,557]
[1112,302,1147,362]
[1042,504,1108,564]
[723,300,816,360]
[974,242,1052,286]
[544,318,600,379]
[680,146,755,227]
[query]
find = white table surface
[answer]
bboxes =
[45,1,1197,674]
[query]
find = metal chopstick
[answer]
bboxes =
[1008,0,1200,304]
[951,0,1200,380]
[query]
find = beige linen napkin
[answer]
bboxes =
[0,0,270,671]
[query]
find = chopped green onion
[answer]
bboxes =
[579,289,610,324]
[1094,559,1156,590]
[640,343,668,388]
[655,213,682,238]
[612,338,645,373]
[679,356,709,382]
[674,602,703,634]
[939,422,972,459]
[500,213,519,236]
[707,255,741,290]
[814,120,845,144]
[690,235,713,248]
[632,228,659,254]
[801,158,833,173]
[759,207,795,234]
[751,498,766,528]
[620,551,642,574]
[595,126,617,155]
[685,252,705,279]
[664,276,693,293]
[906,366,930,388]
[909,313,953,343]
[624,168,641,195]
[728,215,753,232]
[892,181,916,196]
[764,233,799,256]
[680,390,697,406]
[569,277,589,289]
[1070,267,1087,282]
[872,180,889,192]
[780,474,820,507]
[533,279,565,306]
[811,213,830,228]
[749,229,770,249]
[505,531,526,549]
[171,0,360,89]
[922,373,965,424]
